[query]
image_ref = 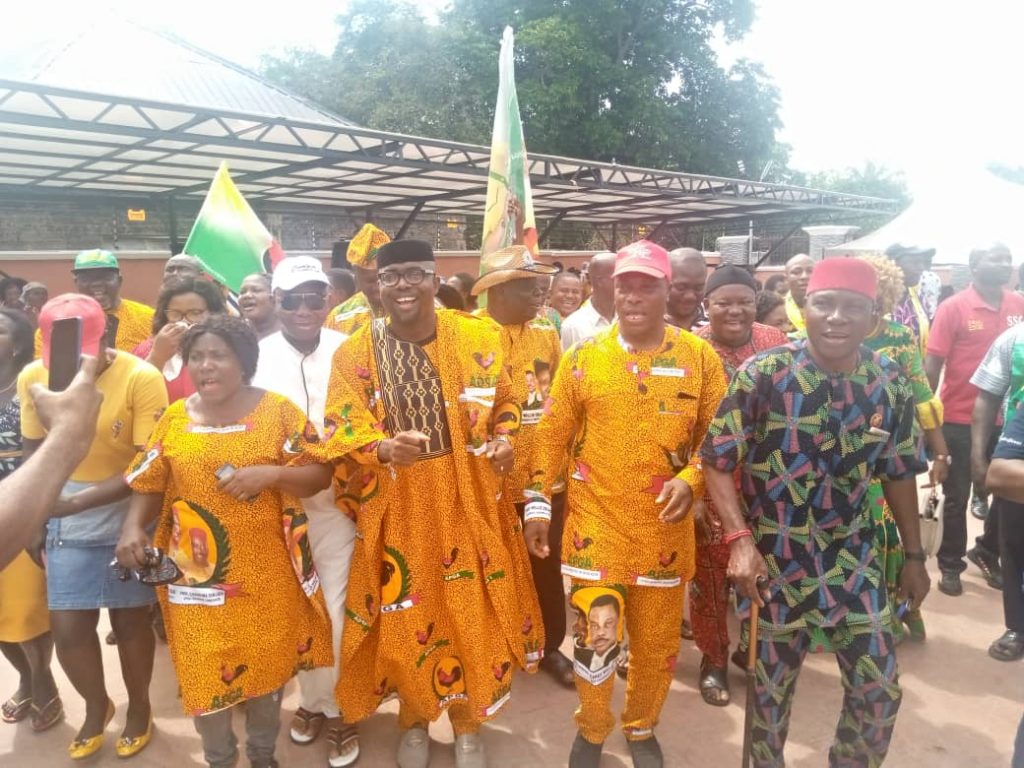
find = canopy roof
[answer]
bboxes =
[0,20,894,232]
[826,169,1024,265]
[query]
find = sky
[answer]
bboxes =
[6,0,1023,191]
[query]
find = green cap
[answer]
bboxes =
[72,249,119,271]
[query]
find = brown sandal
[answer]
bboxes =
[327,723,360,767]
[30,695,64,732]
[289,707,326,745]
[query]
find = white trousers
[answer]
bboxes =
[296,503,356,718]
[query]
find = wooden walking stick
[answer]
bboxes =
[741,578,767,768]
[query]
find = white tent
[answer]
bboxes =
[826,169,1024,265]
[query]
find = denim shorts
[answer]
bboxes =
[45,540,155,611]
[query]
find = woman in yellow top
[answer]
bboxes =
[0,309,62,733]
[117,316,334,768]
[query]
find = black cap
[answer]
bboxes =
[705,264,758,296]
[376,240,435,269]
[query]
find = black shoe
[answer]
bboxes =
[988,630,1024,661]
[628,736,663,768]
[967,546,1003,590]
[938,571,963,596]
[568,733,602,768]
[970,496,989,520]
[539,649,576,689]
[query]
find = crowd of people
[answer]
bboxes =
[0,229,1021,768]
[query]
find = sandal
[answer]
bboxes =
[1,694,31,723]
[327,722,360,767]
[698,658,730,707]
[680,619,694,640]
[30,695,63,732]
[289,707,327,745]
[988,630,1024,662]
[730,648,747,672]
[539,650,576,689]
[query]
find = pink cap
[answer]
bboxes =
[38,293,106,369]
[613,240,670,281]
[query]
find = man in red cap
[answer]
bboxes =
[526,240,725,768]
[701,258,930,767]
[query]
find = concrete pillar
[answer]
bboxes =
[802,225,860,261]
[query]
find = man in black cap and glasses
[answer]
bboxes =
[310,240,543,768]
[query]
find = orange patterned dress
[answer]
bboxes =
[125,392,332,715]
[310,309,543,728]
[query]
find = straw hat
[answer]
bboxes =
[471,245,559,295]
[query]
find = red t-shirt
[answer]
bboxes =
[926,285,1024,424]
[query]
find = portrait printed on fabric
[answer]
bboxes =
[520,358,553,425]
[169,499,224,587]
[283,507,320,598]
[570,585,626,685]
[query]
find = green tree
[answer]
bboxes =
[261,0,784,177]
[803,162,909,205]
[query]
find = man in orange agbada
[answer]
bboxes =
[524,240,725,768]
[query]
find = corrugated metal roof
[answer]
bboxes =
[0,18,352,126]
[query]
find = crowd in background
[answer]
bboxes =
[0,234,1021,768]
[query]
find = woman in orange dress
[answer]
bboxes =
[116,316,333,768]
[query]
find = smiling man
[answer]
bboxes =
[251,256,359,767]
[525,240,724,768]
[310,240,543,768]
[691,265,786,707]
[664,248,708,331]
[702,258,930,768]
[34,250,155,357]
[324,223,390,336]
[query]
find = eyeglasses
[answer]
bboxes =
[279,292,327,311]
[165,309,208,323]
[378,268,435,287]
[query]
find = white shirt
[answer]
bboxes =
[560,299,614,351]
[252,328,349,521]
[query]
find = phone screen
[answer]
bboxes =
[103,314,119,351]
[48,317,82,392]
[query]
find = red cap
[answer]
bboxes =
[806,258,877,301]
[613,240,671,281]
[38,293,106,368]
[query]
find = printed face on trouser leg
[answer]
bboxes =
[569,581,684,744]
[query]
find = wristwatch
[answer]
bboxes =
[904,550,927,562]
[933,454,952,465]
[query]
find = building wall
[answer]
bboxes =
[0,195,468,254]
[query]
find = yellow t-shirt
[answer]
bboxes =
[33,298,155,358]
[18,351,168,483]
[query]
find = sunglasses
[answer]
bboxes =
[279,292,327,311]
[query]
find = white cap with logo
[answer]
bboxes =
[271,256,330,292]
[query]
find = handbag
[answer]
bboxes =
[919,486,943,558]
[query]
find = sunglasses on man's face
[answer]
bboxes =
[279,292,327,311]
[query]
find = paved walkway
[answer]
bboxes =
[0,520,1018,767]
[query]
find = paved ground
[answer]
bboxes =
[0,516,1018,767]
